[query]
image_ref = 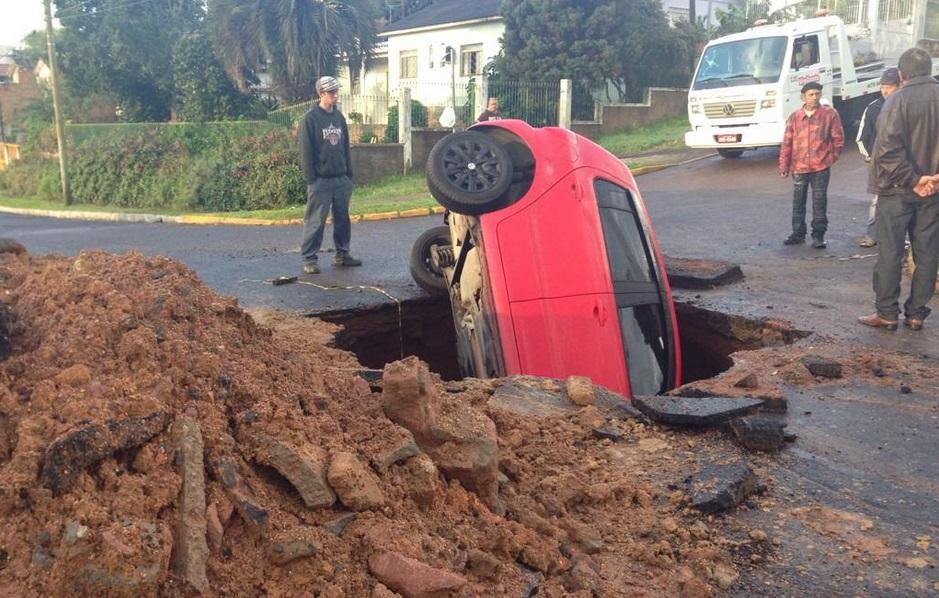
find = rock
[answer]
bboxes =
[518,542,560,575]
[904,557,929,569]
[900,385,912,394]
[566,376,595,406]
[251,432,336,509]
[373,428,422,472]
[515,563,545,598]
[269,538,320,565]
[592,426,624,441]
[465,549,501,579]
[368,551,467,598]
[170,416,209,593]
[728,415,788,451]
[800,354,843,379]
[327,452,385,511]
[371,583,402,598]
[31,546,54,569]
[564,555,601,593]
[688,462,759,514]
[63,521,90,545]
[0,301,12,362]
[322,512,357,536]
[487,376,578,418]
[710,563,738,590]
[383,358,502,513]
[381,357,441,441]
[357,368,385,391]
[206,502,224,554]
[209,454,269,528]
[0,414,14,464]
[406,453,442,509]
[581,538,605,555]
[733,373,759,389]
[749,529,768,542]
[664,256,743,289]
[0,238,26,256]
[102,530,135,557]
[633,396,764,428]
[40,412,171,495]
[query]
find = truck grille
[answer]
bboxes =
[703,100,757,119]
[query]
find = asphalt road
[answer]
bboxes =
[2,145,938,594]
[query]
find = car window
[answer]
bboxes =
[594,178,673,395]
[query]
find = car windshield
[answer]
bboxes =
[693,36,788,90]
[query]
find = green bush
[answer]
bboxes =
[0,157,60,201]
[384,100,428,142]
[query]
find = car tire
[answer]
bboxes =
[427,131,514,215]
[717,149,744,158]
[409,226,451,295]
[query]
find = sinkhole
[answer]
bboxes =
[315,297,810,388]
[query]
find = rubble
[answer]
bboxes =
[729,415,790,451]
[170,416,209,593]
[801,354,843,378]
[688,462,759,513]
[633,395,764,427]
[663,255,744,289]
[368,551,467,597]
[0,302,10,361]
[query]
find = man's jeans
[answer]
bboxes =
[873,193,939,321]
[301,176,353,264]
[865,194,878,239]
[791,168,830,239]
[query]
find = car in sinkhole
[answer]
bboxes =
[409,119,681,397]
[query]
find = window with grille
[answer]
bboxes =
[460,45,483,76]
[400,51,417,79]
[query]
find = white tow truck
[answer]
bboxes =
[685,0,939,157]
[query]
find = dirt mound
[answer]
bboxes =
[0,249,742,597]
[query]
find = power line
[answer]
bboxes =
[55,0,169,20]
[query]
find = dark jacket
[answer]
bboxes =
[299,105,353,184]
[872,75,939,197]
[858,97,884,194]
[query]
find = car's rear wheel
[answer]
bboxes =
[717,149,744,158]
[427,131,514,215]
[409,226,451,295]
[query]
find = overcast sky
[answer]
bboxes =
[0,3,48,48]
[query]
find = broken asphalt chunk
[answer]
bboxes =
[170,417,209,594]
[209,454,269,528]
[663,256,744,289]
[40,412,171,495]
[800,354,843,379]
[321,512,357,536]
[592,427,624,441]
[251,432,336,509]
[0,302,11,361]
[688,462,759,513]
[489,376,579,418]
[728,415,789,451]
[632,396,764,428]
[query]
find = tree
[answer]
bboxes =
[173,33,261,121]
[12,30,49,67]
[209,0,382,103]
[712,0,771,37]
[495,0,692,101]
[53,0,203,121]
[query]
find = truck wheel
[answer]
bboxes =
[427,131,514,215]
[409,226,451,295]
[718,149,744,158]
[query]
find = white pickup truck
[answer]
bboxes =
[685,1,939,157]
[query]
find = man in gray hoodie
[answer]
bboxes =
[298,76,361,274]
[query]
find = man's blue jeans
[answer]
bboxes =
[301,176,353,264]
[791,168,830,239]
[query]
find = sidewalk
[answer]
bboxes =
[0,148,716,226]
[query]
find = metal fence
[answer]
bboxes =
[487,79,562,127]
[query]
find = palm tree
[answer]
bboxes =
[208,0,381,103]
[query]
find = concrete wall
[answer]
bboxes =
[351,144,404,185]
[411,128,449,172]
[572,88,688,140]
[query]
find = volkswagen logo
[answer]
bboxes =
[722,103,736,116]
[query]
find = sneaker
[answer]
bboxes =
[858,236,876,248]
[334,254,362,267]
[783,235,805,246]
[811,237,827,249]
[303,262,320,274]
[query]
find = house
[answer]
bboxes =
[0,57,43,141]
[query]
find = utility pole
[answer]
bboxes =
[43,0,71,205]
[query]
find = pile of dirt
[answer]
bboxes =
[0,248,752,597]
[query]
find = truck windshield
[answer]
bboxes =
[693,36,788,90]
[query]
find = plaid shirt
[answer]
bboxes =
[779,105,844,174]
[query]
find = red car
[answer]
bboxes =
[410,119,681,397]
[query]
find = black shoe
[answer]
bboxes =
[783,235,805,245]
[302,262,320,274]
[334,254,362,267]
[811,237,827,249]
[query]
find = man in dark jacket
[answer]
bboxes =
[299,76,361,274]
[859,48,939,331]
[855,67,900,247]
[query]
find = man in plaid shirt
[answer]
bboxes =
[779,81,845,248]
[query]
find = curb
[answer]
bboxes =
[0,155,712,226]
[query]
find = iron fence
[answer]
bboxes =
[487,79,561,127]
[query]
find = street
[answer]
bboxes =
[2,145,938,595]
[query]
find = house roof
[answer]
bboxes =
[382,0,503,35]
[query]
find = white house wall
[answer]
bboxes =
[386,20,504,106]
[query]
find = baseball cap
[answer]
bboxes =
[880,68,900,86]
[315,76,340,95]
